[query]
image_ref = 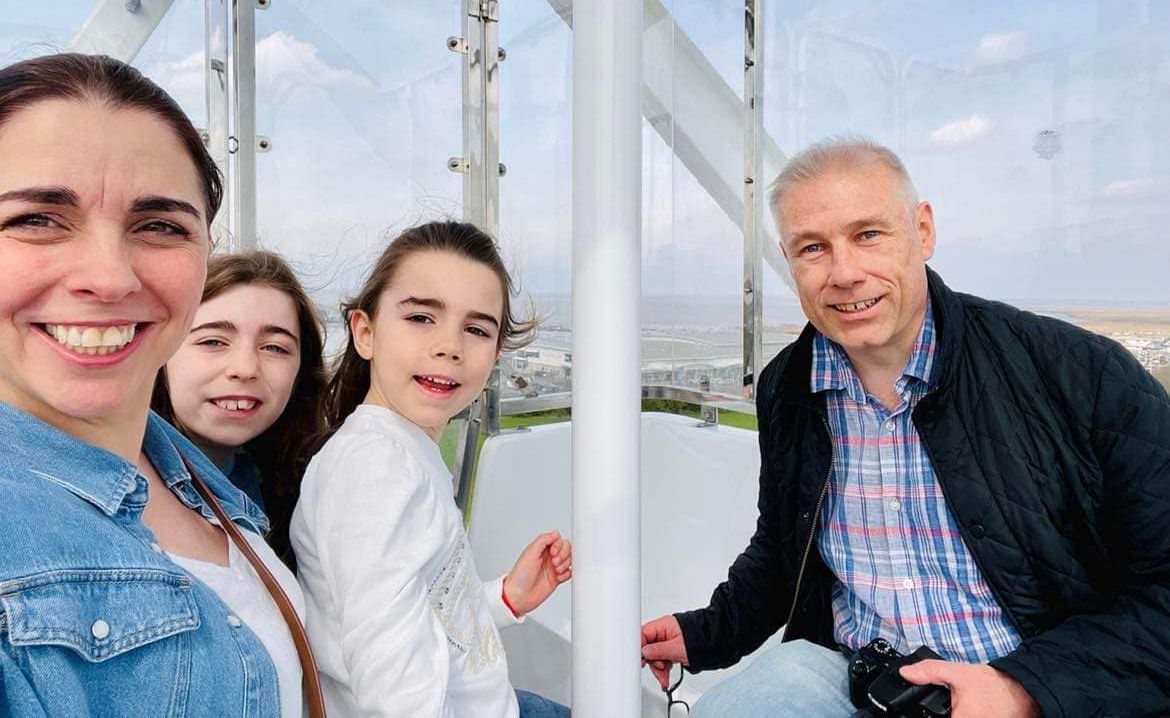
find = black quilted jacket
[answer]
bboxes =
[675,268,1170,717]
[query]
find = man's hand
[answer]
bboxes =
[899,660,1040,718]
[504,531,572,616]
[640,615,689,690]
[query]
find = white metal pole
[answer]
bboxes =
[571,0,643,714]
[229,0,258,250]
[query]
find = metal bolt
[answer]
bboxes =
[256,0,270,8]
[448,157,469,173]
[498,162,507,177]
[125,0,142,13]
[447,36,467,54]
[498,47,507,62]
[256,135,272,152]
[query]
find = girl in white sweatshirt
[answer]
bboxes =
[291,222,572,717]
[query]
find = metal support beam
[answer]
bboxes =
[571,0,643,713]
[459,0,502,233]
[545,0,791,287]
[230,0,258,250]
[454,367,500,516]
[205,0,261,251]
[205,0,229,242]
[71,0,178,62]
[742,0,764,399]
[453,0,503,513]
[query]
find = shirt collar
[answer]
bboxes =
[0,402,266,532]
[353,403,447,471]
[810,302,938,398]
[0,401,140,516]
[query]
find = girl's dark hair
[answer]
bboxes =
[322,220,537,434]
[0,52,222,223]
[153,252,327,569]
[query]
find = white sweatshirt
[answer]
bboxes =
[290,405,522,717]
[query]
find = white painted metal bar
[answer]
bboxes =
[203,0,259,251]
[459,0,501,234]
[229,0,258,250]
[571,0,643,713]
[546,0,792,286]
[453,0,502,513]
[70,0,177,62]
[205,0,230,247]
[742,0,764,399]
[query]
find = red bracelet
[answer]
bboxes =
[501,577,521,618]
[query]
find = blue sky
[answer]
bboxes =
[3,0,1168,325]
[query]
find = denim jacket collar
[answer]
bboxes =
[0,401,268,533]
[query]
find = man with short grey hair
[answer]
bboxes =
[641,138,1170,716]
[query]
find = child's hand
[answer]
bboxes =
[503,531,572,616]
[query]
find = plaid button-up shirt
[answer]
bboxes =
[812,305,1021,662]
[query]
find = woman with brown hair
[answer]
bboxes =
[153,251,327,569]
[0,53,321,716]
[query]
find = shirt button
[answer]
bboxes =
[226,615,242,628]
[901,578,914,590]
[883,420,895,432]
[150,542,163,553]
[888,498,902,511]
[90,620,110,640]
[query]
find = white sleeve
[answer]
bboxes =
[481,574,525,630]
[311,438,454,718]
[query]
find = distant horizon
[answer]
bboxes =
[519,292,1170,313]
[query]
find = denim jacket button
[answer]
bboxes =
[90,619,110,640]
[226,614,242,628]
[150,542,163,553]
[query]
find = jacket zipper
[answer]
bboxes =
[783,415,834,635]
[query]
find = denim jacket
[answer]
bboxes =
[0,402,282,717]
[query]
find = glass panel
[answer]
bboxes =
[253,0,462,354]
[136,0,208,127]
[497,0,572,407]
[763,0,1170,377]
[0,0,206,128]
[643,0,746,396]
[0,3,92,60]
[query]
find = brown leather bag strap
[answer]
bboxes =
[184,457,327,718]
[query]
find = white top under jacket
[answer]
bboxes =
[290,404,522,718]
[171,525,306,718]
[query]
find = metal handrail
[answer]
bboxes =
[454,381,756,512]
[492,383,756,429]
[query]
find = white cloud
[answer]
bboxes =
[255,30,372,103]
[1101,178,1170,199]
[972,31,1029,66]
[927,114,994,149]
[145,31,372,120]
[146,50,206,120]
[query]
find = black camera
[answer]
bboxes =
[847,638,951,717]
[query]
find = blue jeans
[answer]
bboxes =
[691,640,857,717]
[516,688,571,717]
